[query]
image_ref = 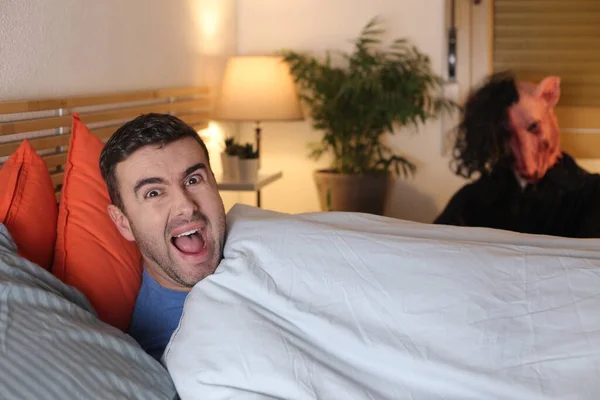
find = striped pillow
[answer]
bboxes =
[0,223,177,400]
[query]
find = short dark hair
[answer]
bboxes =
[99,113,210,210]
[450,71,520,179]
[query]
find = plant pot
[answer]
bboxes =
[238,158,259,182]
[313,169,391,215]
[220,153,240,181]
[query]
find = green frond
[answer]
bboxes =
[278,16,459,176]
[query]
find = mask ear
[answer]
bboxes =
[535,76,561,108]
[107,204,135,242]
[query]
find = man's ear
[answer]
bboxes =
[107,204,135,242]
[536,76,561,108]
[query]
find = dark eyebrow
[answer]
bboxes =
[133,177,165,196]
[133,163,207,196]
[183,162,207,179]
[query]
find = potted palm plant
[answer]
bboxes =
[280,17,457,214]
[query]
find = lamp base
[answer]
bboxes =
[255,121,261,169]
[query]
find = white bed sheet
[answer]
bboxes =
[165,204,600,400]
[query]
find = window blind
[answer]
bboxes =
[493,0,600,108]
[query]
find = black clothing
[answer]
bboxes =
[434,153,600,238]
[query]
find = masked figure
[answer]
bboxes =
[434,72,600,238]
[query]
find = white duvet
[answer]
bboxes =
[164,204,600,400]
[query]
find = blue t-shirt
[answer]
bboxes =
[128,269,188,361]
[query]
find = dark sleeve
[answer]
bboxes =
[577,208,600,238]
[576,177,600,238]
[433,185,472,226]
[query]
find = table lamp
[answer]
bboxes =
[213,55,304,164]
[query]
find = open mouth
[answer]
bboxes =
[170,228,208,256]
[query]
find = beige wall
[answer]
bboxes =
[236,0,468,222]
[0,0,240,206]
[0,0,236,99]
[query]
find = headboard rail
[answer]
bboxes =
[0,87,209,115]
[0,86,212,200]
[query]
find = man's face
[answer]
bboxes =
[507,76,561,183]
[108,137,226,291]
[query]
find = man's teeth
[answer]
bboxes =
[173,229,207,249]
[175,229,199,238]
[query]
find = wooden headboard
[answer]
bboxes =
[0,86,212,200]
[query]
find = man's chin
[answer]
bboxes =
[168,244,217,284]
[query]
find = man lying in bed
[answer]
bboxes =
[99,114,227,361]
[434,71,600,238]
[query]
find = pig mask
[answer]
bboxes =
[507,77,562,183]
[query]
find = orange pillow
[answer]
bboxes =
[0,139,57,270]
[53,113,143,332]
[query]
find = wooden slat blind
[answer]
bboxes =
[493,0,600,108]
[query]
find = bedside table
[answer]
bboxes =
[216,171,283,208]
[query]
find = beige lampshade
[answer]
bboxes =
[214,55,304,121]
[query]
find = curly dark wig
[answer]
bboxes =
[450,71,520,178]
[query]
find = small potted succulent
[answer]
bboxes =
[237,143,259,182]
[220,137,240,181]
